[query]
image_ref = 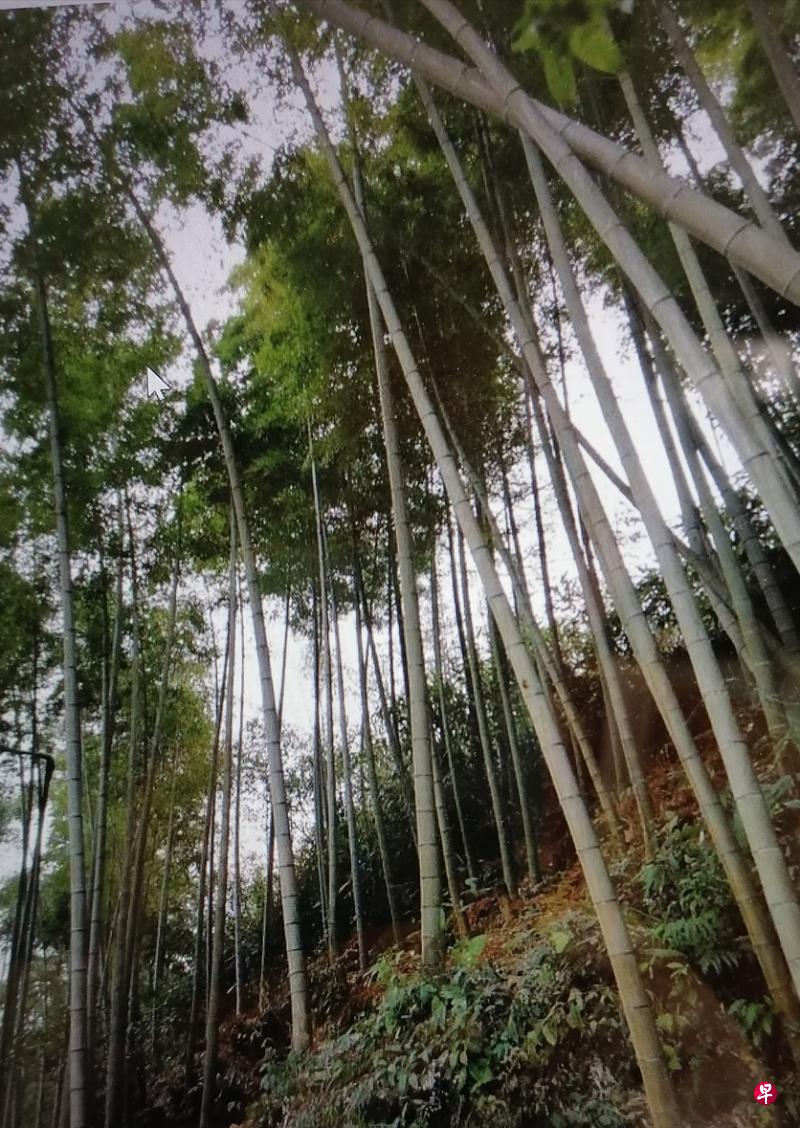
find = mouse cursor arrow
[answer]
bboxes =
[146,368,170,402]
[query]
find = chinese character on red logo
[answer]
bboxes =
[753,1081,777,1105]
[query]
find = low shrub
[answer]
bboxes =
[639,815,744,976]
[258,913,637,1127]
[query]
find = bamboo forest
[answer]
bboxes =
[7,1,800,1125]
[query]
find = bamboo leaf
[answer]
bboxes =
[512,21,540,53]
[569,21,623,73]
[543,50,577,104]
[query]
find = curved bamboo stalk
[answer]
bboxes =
[418,0,800,580]
[297,0,800,305]
[619,69,797,520]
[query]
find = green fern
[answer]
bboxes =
[640,817,744,976]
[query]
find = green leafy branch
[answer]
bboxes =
[513,0,632,104]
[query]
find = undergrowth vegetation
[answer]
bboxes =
[252,812,800,1128]
[639,815,745,977]
[259,914,637,1127]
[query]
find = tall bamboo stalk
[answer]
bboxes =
[618,67,797,513]
[489,616,541,884]
[105,501,142,1128]
[124,496,181,1038]
[330,581,367,970]
[124,186,310,1051]
[430,544,477,885]
[87,527,123,1069]
[437,380,623,845]
[199,509,238,1128]
[309,435,338,960]
[456,522,517,896]
[287,45,681,1124]
[260,585,291,1007]
[353,553,401,943]
[654,0,789,242]
[26,202,90,1128]
[651,327,800,655]
[631,295,788,740]
[337,81,443,966]
[233,591,245,1016]
[744,0,800,134]
[410,61,800,1043]
[430,725,469,940]
[184,624,228,1082]
[150,757,178,1053]
[361,593,417,842]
